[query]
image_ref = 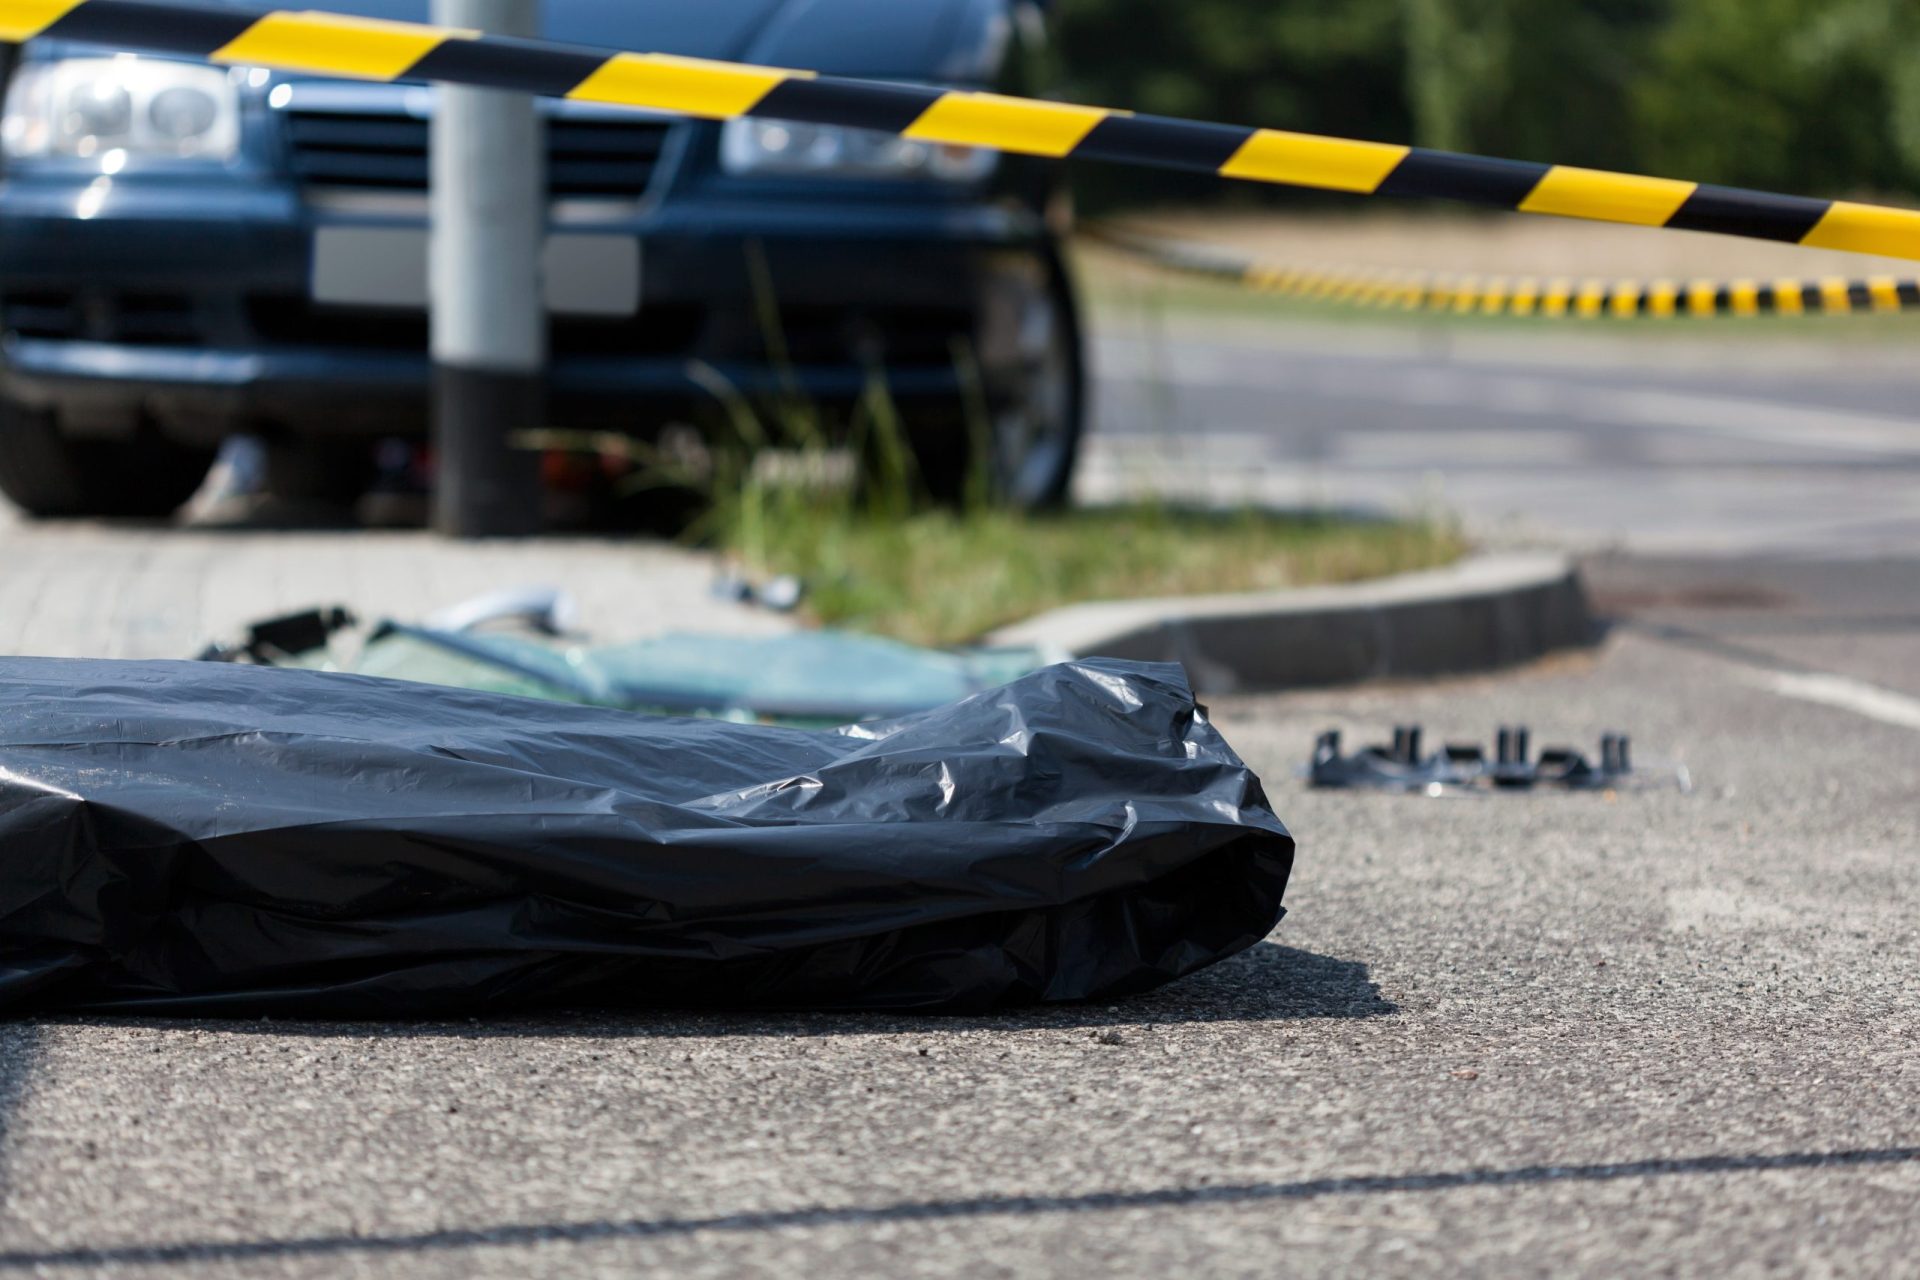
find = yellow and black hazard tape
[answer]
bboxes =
[1096,230,1920,320]
[7,0,1920,263]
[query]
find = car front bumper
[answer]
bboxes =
[0,174,1058,443]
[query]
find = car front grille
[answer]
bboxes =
[283,110,674,200]
[244,294,707,356]
[2,289,198,345]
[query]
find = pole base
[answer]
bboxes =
[431,363,545,538]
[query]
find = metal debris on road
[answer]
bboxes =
[711,570,807,613]
[1307,725,1689,794]
[194,606,356,665]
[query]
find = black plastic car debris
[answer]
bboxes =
[1309,724,1644,793]
[194,606,356,664]
[0,656,1293,1016]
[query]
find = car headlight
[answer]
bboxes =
[2,56,241,164]
[720,117,997,182]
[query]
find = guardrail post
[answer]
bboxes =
[429,0,545,537]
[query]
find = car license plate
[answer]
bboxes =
[542,234,641,318]
[311,228,641,317]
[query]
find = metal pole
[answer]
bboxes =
[430,0,544,537]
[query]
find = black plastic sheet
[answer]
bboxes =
[0,656,1293,1016]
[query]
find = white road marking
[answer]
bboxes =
[1757,671,1920,732]
[1593,389,1920,456]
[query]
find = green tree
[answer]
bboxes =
[1050,0,1409,139]
[1635,0,1920,196]
[1051,0,1916,208]
[1050,0,1413,206]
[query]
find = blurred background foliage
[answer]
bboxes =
[1050,0,1920,207]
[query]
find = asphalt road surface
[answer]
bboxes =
[1,304,1916,1276]
[1084,311,1920,557]
[1,569,1914,1278]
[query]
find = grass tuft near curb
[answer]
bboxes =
[523,286,1464,649]
[737,502,1465,647]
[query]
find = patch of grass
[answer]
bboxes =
[738,500,1465,647]
[527,419,1463,648]
[522,244,1462,648]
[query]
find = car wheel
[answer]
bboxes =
[991,268,1085,509]
[913,265,1085,510]
[0,400,215,519]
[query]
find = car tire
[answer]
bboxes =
[911,259,1086,511]
[0,401,215,519]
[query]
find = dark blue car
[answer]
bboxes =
[0,0,1083,518]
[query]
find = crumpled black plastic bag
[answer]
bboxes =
[0,656,1293,1015]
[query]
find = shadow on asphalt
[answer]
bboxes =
[2,1144,1914,1269]
[34,941,1394,1038]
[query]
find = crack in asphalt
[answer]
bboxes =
[1,1146,1914,1269]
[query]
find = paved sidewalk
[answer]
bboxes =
[0,508,788,660]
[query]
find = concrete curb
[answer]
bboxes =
[990,552,1597,693]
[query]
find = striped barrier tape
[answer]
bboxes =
[1094,230,1920,320]
[5,0,1920,264]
